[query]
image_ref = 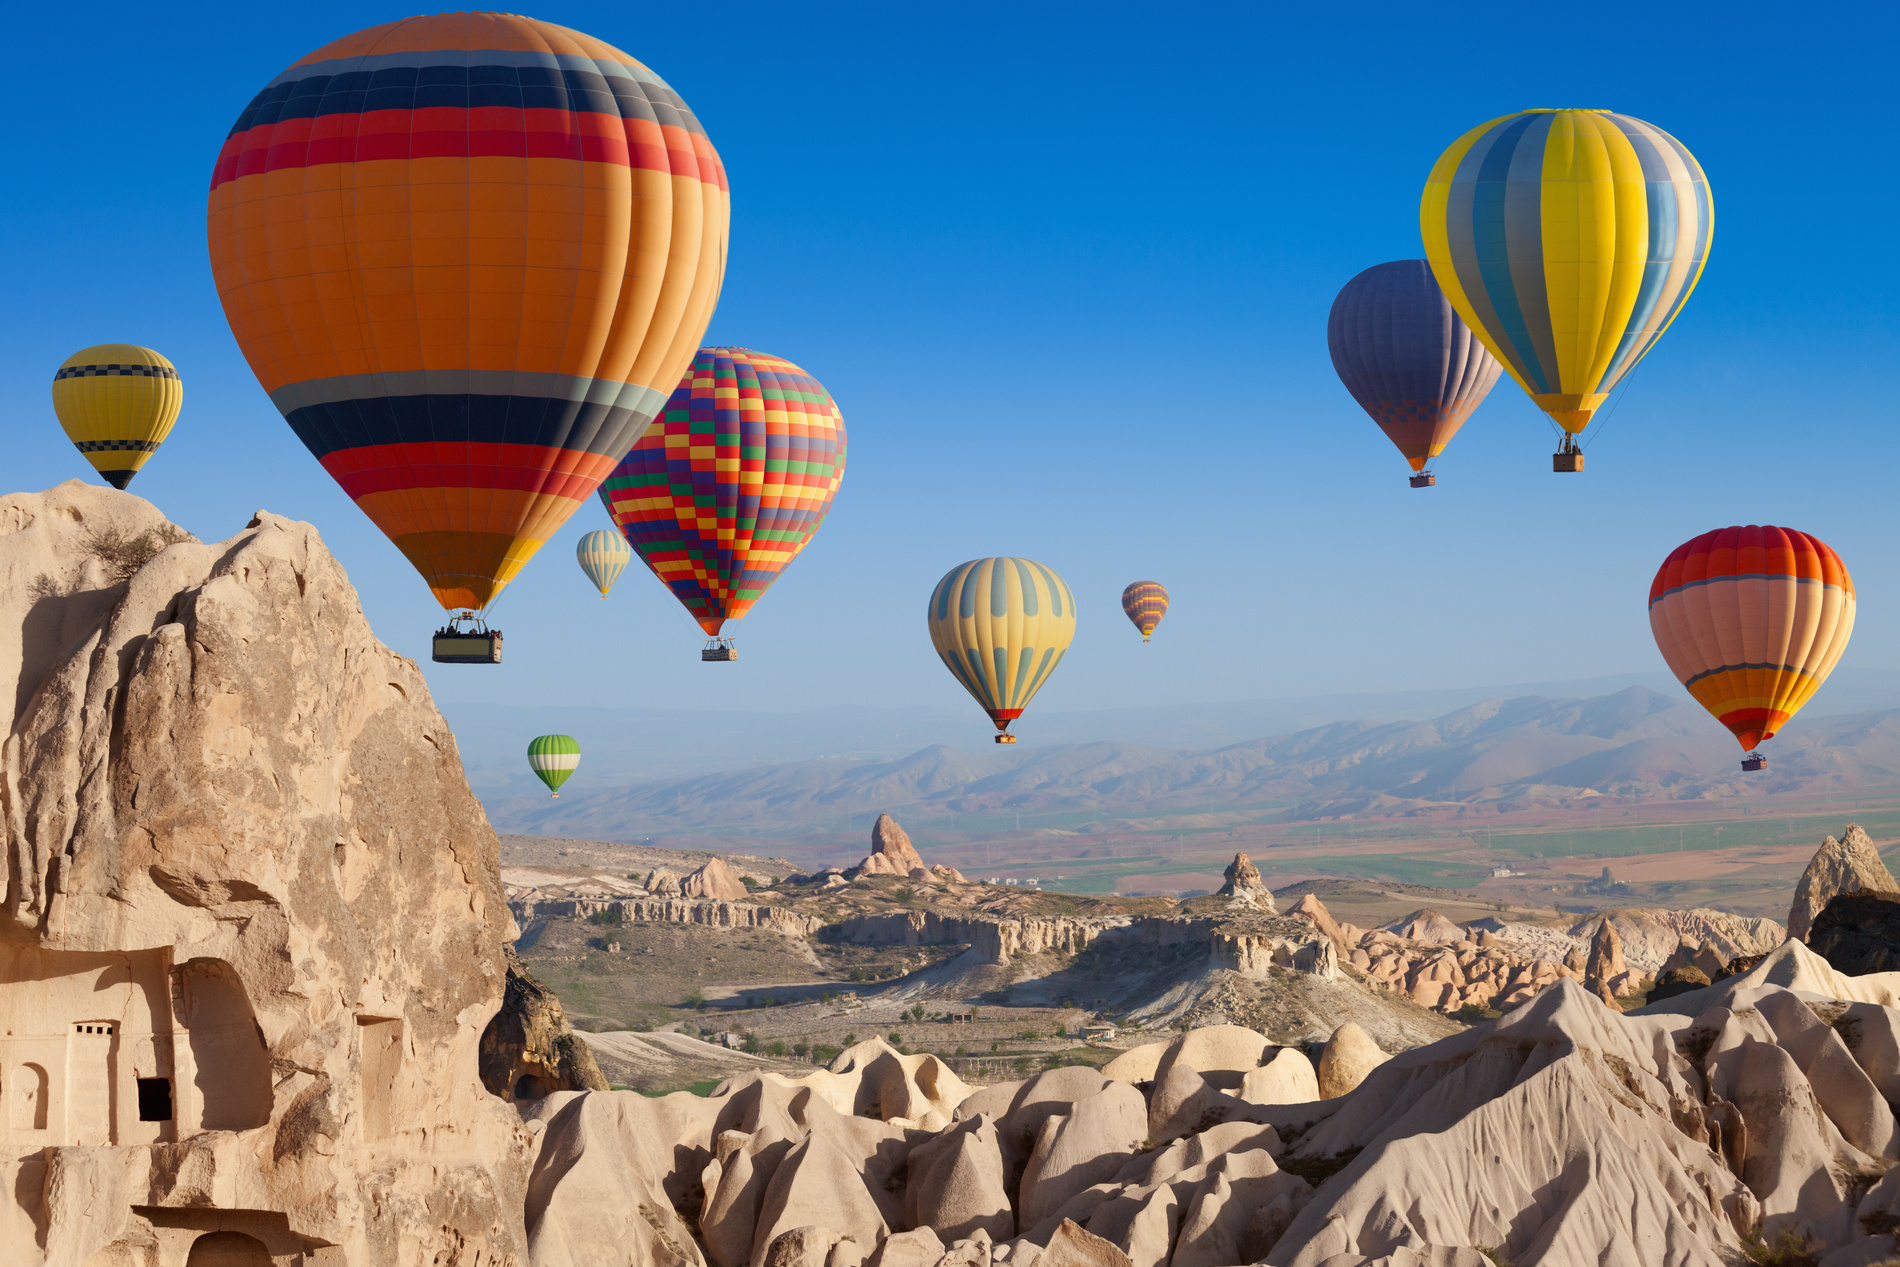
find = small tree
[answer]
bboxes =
[844,1033,857,1046]
[888,1031,903,1045]
[765,1040,788,1057]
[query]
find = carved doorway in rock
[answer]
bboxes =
[184,1230,272,1265]
[10,1061,49,1131]
[70,1021,117,1144]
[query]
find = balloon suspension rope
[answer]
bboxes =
[1577,361,1648,453]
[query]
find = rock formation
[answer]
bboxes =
[1808,891,1900,974]
[1316,1022,1388,1099]
[1286,894,1347,949]
[857,813,930,877]
[1583,916,1632,997]
[1565,908,1784,975]
[504,925,1900,1267]
[0,484,527,1263]
[480,946,611,1102]
[1789,822,1900,941]
[683,855,751,901]
[1215,853,1274,910]
[1381,910,1463,944]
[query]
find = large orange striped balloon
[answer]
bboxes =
[207,13,728,612]
[1649,526,1855,752]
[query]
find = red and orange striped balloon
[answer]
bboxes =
[207,13,728,612]
[1648,526,1855,751]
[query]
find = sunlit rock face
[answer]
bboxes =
[0,482,528,1264]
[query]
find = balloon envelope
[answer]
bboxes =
[576,529,631,598]
[928,558,1075,733]
[1327,262,1502,471]
[527,734,581,796]
[599,348,845,635]
[52,344,182,489]
[1121,581,1169,641]
[208,13,728,612]
[1421,110,1711,435]
[1649,526,1854,751]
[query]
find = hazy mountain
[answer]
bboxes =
[481,686,1900,838]
[442,667,1900,798]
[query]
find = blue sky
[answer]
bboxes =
[2,1,1894,733]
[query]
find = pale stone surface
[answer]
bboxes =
[1101,1042,1169,1085]
[1152,1025,1270,1087]
[1790,823,1900,942]
[1584,917,1633,997]
[1241,1049,1321,1107]
[1039,1219,1133,1267]
[683,855,752,900]
[1215,853,1275,910]
[0,485,528,1264]
[855,813,928,877]
[1381,910,1464,944]
[1317,1023,1389,1099]
[1287,894,1348,948]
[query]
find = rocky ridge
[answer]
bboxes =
[0,484,527,1263]
[519,939,1900,1267]
[1789,821,1900,942]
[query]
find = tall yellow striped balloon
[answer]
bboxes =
[51,344,182,489]
[1421,110,1711,437]
[927,558,1075,742]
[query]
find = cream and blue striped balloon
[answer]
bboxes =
[927,558,1075,741]
[1421,109,1712,436]
[576,529,632,599]
[526,734,580,797]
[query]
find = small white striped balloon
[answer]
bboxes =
[576,529,632,598]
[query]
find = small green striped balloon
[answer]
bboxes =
[526,734,581,797]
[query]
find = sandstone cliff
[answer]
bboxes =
[1789,822,1900,942]
[0,484,527,1264]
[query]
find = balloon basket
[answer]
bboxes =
[995,734,1017,744]
[701,637,737,662]
[1552,437,1584,473]
[1409,473,1436,488]
[432,613,502,664]
[1741,753,1767,772]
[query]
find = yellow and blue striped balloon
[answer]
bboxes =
[526,734,580,798]
[576,529,632,599]
[1421,109,1711,436]
[927,558,1075,742]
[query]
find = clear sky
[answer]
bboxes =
[2,1,1894,729]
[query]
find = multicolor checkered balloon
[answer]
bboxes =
[598,348,845,636]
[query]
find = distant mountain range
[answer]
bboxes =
[443,666,1900,795]
[480,685,1900,838]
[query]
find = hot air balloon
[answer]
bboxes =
[51,345,182,489]
[527,734,581,797]
[1421,110,1712,472]
[1649,526,1853,771]
[599,348,846,660]
[207,13,728,662]
[928,558,1075,743]
[1121,581,1169,641]
[576,530,632,599]
[1326,262,1502,487]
